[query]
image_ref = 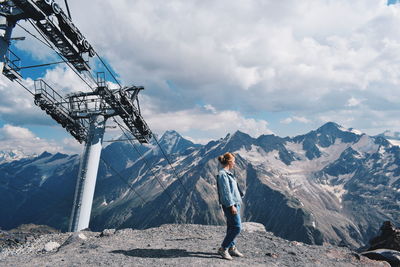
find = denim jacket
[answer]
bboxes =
[217,169,243,207]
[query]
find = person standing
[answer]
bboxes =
[216,152,244,260]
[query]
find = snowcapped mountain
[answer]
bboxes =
[0,123,399,248]
[0,151,79,230]
[376,130,400,146]
[0,149,35,164]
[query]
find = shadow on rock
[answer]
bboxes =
[110,248,220,259]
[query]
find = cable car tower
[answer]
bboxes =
[0,0,152,231]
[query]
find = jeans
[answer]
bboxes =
[221,204,242,249]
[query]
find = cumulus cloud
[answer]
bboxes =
[58,0,400,132]
[0,124,35,140]
[0,64,92,126]
[3,0,400,144]
[62,138,83,155]
[346,97,364,107]
[143,104,272,143]
[0,77,51,125]
[0,124,65,155]
[280,116,311,125]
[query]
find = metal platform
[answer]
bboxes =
[34,79,88,143]
[96,73,152,143]
[2,49,22,81]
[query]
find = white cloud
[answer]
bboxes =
[204,104,217,114]
[0,124,35,139]
[4,0,400,143]
[63,0,392,107]
[0,77,53,125]
[0,124,35,140]
[281,118,293,124]
[280,116,310,124]
[60,1,400,119]
[0,124,63,155]
[0,64,92,126]
[62,138,83,155]
[144,104,272,142]
[346,97,364,107]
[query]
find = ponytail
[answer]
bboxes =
[218,152,235,166]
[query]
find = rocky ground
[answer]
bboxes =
[0,223,391,267]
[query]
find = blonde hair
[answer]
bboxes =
[218,152,235,166]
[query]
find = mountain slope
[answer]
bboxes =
[1,124,399,248]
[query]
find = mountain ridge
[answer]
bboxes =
[0,122,399,249]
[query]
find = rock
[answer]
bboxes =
[242,222,266,233]
[369,221,400,252]
[43,242,60,252]
[100,229,116,237]
[60,233,88,248]
[290,241,302,246]
[266,252,279,258]
[361,249,400,267]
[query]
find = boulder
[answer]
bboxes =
[369,221,400,252]
[43,241,60,252]
[362,249,400,267]
[242,222,266,233]
[100,229,116,237]
[60,232,87,248]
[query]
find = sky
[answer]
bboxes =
[1,0,400,155]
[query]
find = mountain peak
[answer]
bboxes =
[316,122,342,132]
[232,130,252,139]
[163,130,181,137]
[158,130,199,154]
[159,130,183,146]
[37,151,52,159]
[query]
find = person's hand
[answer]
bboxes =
[230,205,237,215]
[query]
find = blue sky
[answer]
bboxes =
[1,0,400,154]
[388,0,400,5]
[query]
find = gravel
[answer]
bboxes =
[0,223,391,267]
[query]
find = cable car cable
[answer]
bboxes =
[152,137,190,196]
[94,51,122,89]
[15,79,34,95]
[100,156,147,205]
[27,19,96,91]
[64,0,72,19]
[16,22,53,49]
[112,117,177,203]
[18,60,69,70]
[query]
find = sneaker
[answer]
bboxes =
[218,247,233,260]
[229,246,244,257]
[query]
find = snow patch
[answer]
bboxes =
[237,145,268,165]
[0,149,35,164]
[348,128,363,135]
[388,139,400,147]
[320,183,347,203]
[352,135,379,154]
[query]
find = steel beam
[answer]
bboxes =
[69,115,106,232]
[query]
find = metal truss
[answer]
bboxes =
[34,79,88,143]
[96,73,152,143]
[3,0,95,73]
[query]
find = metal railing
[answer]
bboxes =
[6,49,21,71]
[34,79,70,114]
